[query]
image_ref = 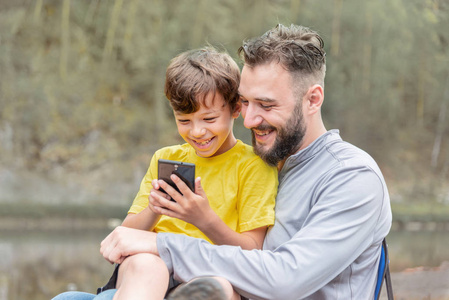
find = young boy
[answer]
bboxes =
[102,47,278,299]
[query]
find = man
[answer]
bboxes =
[101,24,392,299]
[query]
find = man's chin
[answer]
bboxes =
[253,146,279,166]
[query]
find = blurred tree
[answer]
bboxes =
[0,0,448,204]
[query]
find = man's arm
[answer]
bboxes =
[155,167,391,300]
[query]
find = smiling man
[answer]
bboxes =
[99,24,392,300]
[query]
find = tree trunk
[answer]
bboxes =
[431,72,449,170]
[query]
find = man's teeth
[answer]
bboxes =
[255,130,270,136]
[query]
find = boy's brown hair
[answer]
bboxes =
[164,46,240,114]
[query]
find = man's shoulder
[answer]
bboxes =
[325,139,378,169]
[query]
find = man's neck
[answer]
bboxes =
[277,125,327,171]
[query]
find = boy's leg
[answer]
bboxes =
[167,277,240,300]
[113,253,169,300]
[52,291,96,300]
[94,289,117,300]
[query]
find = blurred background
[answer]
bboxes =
[0,0,448,299]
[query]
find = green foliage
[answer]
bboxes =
[1,0,449,204]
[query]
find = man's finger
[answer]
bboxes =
[100,230,118,264]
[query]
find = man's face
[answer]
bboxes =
[239,62,306,166]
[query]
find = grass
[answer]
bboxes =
[391,202,449,223]
[0,202,129,219]
[2,201,449,224]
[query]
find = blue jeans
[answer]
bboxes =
[52,289,117,300]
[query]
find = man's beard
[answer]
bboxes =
[252,102,306,166]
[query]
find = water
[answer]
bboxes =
[1,229,448,300]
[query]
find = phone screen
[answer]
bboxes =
[157,159,195,198]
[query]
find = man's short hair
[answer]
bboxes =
[165,47,240,114]
[238,24,326,95]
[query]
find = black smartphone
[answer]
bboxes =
[157,159,195,199]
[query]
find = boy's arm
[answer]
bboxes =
[123,153,164,231]
[150,176,266,250]
[121,206,161,231]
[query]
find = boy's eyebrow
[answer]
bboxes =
[174,108,221,117]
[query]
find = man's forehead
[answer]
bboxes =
[239,63,293,100]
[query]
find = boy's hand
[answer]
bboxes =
[148,187,171,214]
[150,176,217,230]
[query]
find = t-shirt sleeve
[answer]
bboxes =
[237,158,278,232]
[128,154,158,214]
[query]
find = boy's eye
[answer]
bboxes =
[204,117,217,122]
[177,119,189,124]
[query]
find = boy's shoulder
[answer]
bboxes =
[232,141,273,166]
[153,143,192,161]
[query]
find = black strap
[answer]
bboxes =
[97,264,120,294]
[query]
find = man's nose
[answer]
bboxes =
[242,104,263,129]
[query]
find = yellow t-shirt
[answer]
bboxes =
[129,140,278,243]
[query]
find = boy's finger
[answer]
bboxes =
[149,188,171,200]
[171,174,194,197]
[152,205,180,219]
[150,191,174,208]
[194,177,206,197]
[151,179,160,189]
[157,179,183,203]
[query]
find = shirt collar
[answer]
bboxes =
[280,129,341,175]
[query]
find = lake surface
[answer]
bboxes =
[1,229,448,300]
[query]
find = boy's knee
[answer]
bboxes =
[121,253,168,276]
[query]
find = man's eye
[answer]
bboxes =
[261,104,274,110]
[240,99,249,106]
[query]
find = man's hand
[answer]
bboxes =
[100,226,159,264]
[150,176,217,230]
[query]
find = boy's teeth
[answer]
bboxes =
[196,138,211,145]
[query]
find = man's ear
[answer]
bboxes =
[305,84,324,114]
[232,101,242,118]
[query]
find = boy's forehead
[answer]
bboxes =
[200,91,225,106]
[174,93,226,116]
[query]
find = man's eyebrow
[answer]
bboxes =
[255,97,277,103]
[238,93,277,103]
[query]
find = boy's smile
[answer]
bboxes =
[174,92,240,158]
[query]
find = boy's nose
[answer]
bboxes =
[191,125,206,137]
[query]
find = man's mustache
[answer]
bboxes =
[251,124,277,132]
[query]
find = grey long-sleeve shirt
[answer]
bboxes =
[157,130,392,300]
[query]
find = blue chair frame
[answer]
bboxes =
[374,239,394,300]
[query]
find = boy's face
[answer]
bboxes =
[174,93,240,158]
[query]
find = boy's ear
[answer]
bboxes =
[232,101,242,118]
